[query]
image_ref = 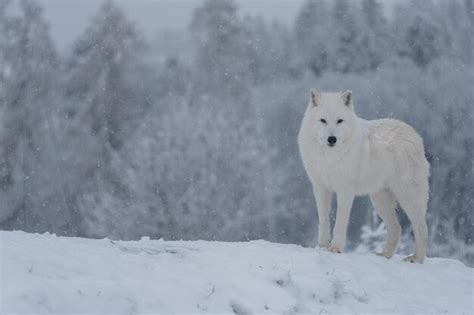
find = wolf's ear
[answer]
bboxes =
[342,90,352,107]
[310,88,319,107]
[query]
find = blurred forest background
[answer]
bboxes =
[0,0,472,266]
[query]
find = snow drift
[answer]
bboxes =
[1,231,472,314]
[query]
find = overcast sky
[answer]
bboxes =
[38,0,308,52]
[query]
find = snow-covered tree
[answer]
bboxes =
[240,15,294,84]
[392,2,442,68]
[294,0,331,76]
[330,0,366,73]
[65,0,145,152]
[360,0,390,70]
[190,0,251,108]
[404,16,441,67]
[438,0,473,64]
[63,0,150,235]
[0,0,59,231]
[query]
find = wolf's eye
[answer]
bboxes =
[320,119,327,124]
[337,119,344,124]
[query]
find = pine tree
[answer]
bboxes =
[330,0,366,73]
[65,0,145,152]
[392,1,442,68]
[405,16,441,67]
[64,0,147,236]
[360,0,390,70]
[294,0,331,76]
[190,0,250,108]
[0,0,58,230]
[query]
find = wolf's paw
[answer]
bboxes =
[376,251,393,259]
[328,244,342,253]
[402,254,424,264]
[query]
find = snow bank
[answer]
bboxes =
[1,231,472,314]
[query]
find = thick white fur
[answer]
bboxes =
[298,90,430,263]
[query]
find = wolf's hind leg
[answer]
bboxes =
[370,189,400,259]
[395,188,428,263]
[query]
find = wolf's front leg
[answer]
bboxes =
[330,192,354,253]
[314,185,331,248]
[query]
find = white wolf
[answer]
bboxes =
[298,90,430,263]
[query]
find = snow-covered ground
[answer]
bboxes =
[1,231,472,314]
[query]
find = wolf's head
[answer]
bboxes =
[303,89,357,148]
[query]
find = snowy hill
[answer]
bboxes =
[1,231,472,314]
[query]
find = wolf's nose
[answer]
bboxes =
[327,136,337,145]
